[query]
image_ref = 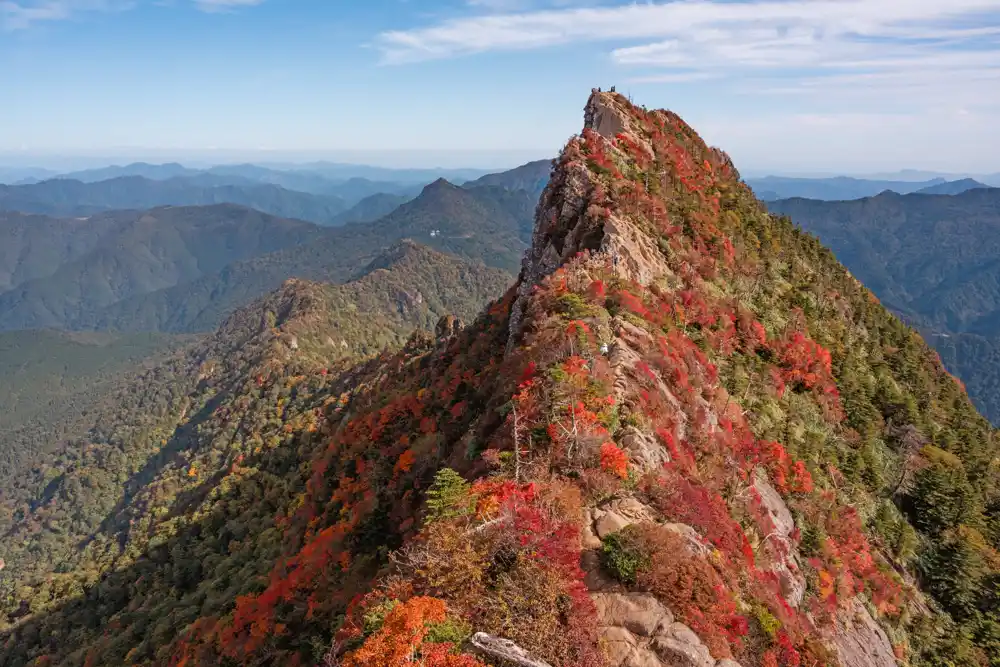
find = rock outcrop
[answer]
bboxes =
[470,632,555,667]
[830,599,899,667]
[435,314,465,340]
[594,592,740,667]
[752,475,807,607]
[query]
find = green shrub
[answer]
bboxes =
[362,599,399,635]
[425,616,473,645]
[600,525,650,584]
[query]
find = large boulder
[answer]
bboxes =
[593,592,674,637]
[592,591,741,667]
[593,497,655,538]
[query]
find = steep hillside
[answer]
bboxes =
[767,189,1000,421]
[0,177,349,225]
[0,330,185,433]
[0,211,125,292]
[0,205,324,331]
[4,91,999,667]
[80,179,531,333]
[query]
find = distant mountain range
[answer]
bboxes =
[748,175,995,201]
[0,176,353,226]
[5,161,491,197]
[0,160,556,226]
[77,179,532,333]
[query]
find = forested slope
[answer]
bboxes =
[767,189,1000,423]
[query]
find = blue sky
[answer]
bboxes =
[2,0,1000,174]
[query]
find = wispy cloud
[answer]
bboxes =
[0,0,262,29]
[0,0,126,30]
[378,0,1000,63]
[377,0,1000,134]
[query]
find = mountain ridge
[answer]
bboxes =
[3,90,999,667]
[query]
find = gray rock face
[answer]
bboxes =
[752,475,807,607]
[754,475,795,537]
[831,598,898,667]
[619,426,670,471]
[585,92,627,139]
[652,634,715,667]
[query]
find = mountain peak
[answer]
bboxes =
[420,177,462,196]
[508,88,741,346]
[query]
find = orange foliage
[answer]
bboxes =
[599,442,629,479]
[395,448,416,475]
[341,596,484,667]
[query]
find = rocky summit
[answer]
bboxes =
[3,91,999,667]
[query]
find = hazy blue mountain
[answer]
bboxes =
[332,192,412,225]
[285,161,495,184]
[463,158,552,199]
[914,178,994,195]
[58,162,202,182]
[0,167,59,185]
[0,176,350,225]
[49,163,426,205]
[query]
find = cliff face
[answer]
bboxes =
[4,91,996,667]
